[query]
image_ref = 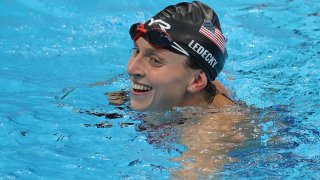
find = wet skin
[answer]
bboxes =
[127,38,201,112]
[127,37,235,112]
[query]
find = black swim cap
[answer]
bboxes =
[144,1,228,80]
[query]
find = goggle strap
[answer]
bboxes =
[171,42,190,56]
[133,23,147,41]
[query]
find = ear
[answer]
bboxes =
[187,70,208,93]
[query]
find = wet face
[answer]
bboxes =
[127,38,196,112]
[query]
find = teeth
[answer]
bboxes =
[132,82,152,91]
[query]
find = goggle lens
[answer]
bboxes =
[129,23,173,48]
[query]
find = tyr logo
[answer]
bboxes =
[148,18,171,31]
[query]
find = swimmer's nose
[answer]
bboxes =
[127,54,145,78]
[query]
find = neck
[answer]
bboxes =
[178,91,211,108]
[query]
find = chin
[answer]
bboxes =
[131,106,146,112]
[130,101,148,112]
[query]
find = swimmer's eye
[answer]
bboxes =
[149,57,163,67]
[131,47,140,57]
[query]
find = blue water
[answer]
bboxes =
[1,0,319,179]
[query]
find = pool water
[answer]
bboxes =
[1,0,319,179]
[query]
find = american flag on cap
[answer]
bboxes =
[199,19,226,53]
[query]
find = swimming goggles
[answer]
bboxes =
[129,22,189,56]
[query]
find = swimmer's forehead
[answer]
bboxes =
[134,41,168,56]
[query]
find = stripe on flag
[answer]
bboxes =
[199,24,225,53]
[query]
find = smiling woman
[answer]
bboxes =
[107,1,246,178]
[126,1,233,112]
[128,39,197,112]
[2,0,319,179]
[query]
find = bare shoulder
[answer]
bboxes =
[171,107,250,178]
[212,80,229,96]
[211,93,236,107]
[211,80,237,108]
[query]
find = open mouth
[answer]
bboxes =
[132,82,152,93]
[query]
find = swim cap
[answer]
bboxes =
[144,1,227,80]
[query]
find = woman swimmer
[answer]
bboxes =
[127,1,234,112]
[108,1,253,178]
